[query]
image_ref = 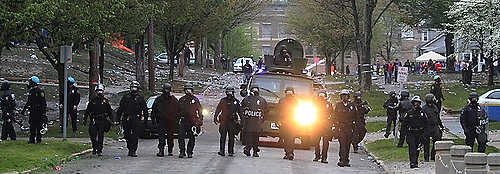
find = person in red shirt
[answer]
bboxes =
[387,62,394,84]
[435,62,442,72]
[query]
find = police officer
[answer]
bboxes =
[333,89,355,167]
[117,81,148,157]
[406,96,426,168]
[351,91,371,153]
[1,80,17,140]
[178,83,203,158]
[422,94,444,161]
[60,77,81,133]
[241,85,267,157]
[22,76,47,144]
[460,92,488,153]
[279,87,299,160]
[214,86,241,157]
[397,90,412,147]
[152,83,180,157]
[312,90,332,163]
[83,84,112,156]
[430,75,445,112]
[383,91,399,138]
[242,60,253,83]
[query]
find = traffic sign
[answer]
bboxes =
[60,46,72,63]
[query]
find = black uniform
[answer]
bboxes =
[278,95,298,159]
[214,97,240,155]
[430,83,444,112]
[460,104,488,153]
[151,94,180,155]
[397,99,413,147]
[312,97,332,161]
[84,95,112,154]
[117,91,147,156]
[333,101,355,166]
[1,89,17,140]
[383,97,399,137]
[406,107,426,168]
[422,104,443,161]
[351,100,370,151]
[241,94,267,155]
[178,94,203,157]
[22,87,47,143]
[61,85,81,132]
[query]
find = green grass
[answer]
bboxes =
[490,121,500,130]
[366,138,500,162]
[408,82,494,111]
[366,121,386,133]
[17,122,122,140]
[0,140,91,173]
[364,90,388,117]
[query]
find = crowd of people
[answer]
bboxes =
[373,59,446,84]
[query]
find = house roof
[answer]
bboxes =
[419,33,445,49]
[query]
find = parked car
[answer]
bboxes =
[478,89,500,121]
[233,57,255,72]
[155,53,178,65]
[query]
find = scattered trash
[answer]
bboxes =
[41,157,47,161]
[114,156,121,160]
[75,156,79,160]
[367,156,374,160]
[55,166,62,170]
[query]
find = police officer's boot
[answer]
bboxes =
[252,152,259,157]
[244,149,251,157]
[157,149,165,157]
[92,149,97,155]
[128,151,138,157]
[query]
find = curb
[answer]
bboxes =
[19,148,93,174]
[363,143,391,174]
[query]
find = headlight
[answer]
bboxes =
[294,101,317,126]
[202,108,210,117]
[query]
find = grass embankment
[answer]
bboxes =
[366,138,500,162]
[366,121,386,133]
[0,140,90,173]
[408,82,494,111]
[489,121,500,130]
[16,122,123,140]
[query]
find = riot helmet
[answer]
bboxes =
[163,83,172,94]
[469,92,479,104]
[285,87,295,96]
[424,94,435,105]
[400,90,410,100]
[411,96,422,108]
[250,85,259,96]
[225,86,235,97]
[184,82,194,95]
[354,91,362,101]
[1,80,9,90]
[340,89,350,102]
[130,81,140,92]
[28,76,40,88]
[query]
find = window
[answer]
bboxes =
[422,31,428,42]
[401,31,414,40]
[262,23,272,38]
[262,46,272,55]
[487,91,500,99]
[278,24,287,38]
[463,53,471,61]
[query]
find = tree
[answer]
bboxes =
[287,0,354,75]
[0,1,29,57]
[397,0,457,69]
[223,25,259,62]
[447,0,500,85]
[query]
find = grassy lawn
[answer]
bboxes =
[489,121,500,130]
[17,122,122,140]
[0,140,90,173]
[366,121,386,133]
[408,82,494,111]
[366,138,500,162]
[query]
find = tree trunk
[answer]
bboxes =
[445,32,455,72]
[195,37,201,66]
[350,0,363,82]
[147,22,155,91]
[178,47,185,77]
[341,48,345,74]
[99,40,105,81]
[202,36,208,68]
[325,48,331,76]
[135,35,146,88]
[89,39,100,98]
[360,0,376,91]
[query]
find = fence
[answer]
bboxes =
[435,141,500,174]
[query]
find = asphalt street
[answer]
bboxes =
[47,97,385,174]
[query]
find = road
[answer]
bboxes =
[48,97,385,174]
